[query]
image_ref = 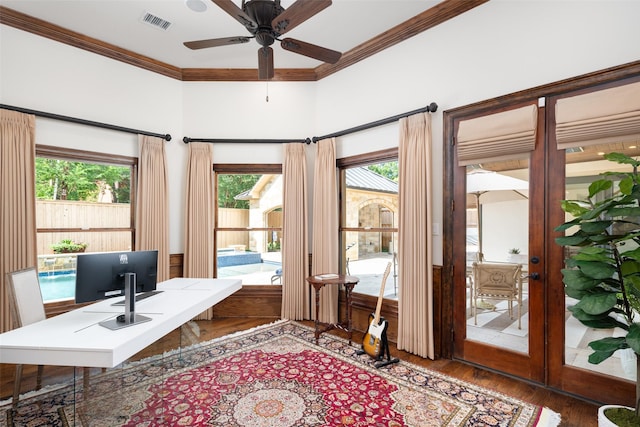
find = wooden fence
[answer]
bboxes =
[36,200,254,255]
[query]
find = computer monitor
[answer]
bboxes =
[75,250,158,304]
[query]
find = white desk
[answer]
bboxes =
[0,278,241,368]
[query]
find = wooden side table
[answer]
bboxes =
[306,274,359,345]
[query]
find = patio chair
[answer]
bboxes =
[6,267,46,408]
[471,261,523,329]
[271,268,282,284]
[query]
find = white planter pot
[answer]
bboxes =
[598,405,635,427]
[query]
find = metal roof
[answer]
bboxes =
[346,167,397,194]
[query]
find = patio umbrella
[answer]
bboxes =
[466,169,529,260]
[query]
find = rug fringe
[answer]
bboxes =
[536,407,562,427]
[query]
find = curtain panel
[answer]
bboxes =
[457,104,538,166]
[183,143,215,319]
[397,112,434,359]
[556,80,640,149]
[135,135,170,283]
[281,143,309,320]
[311,138,339,323]
[0,109,37,332]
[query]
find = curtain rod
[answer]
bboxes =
[311,102,438,143]
[182,137,310,144]
[183,102,437,145]
[0,104,172,141]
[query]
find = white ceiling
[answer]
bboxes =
[0,0,436,70]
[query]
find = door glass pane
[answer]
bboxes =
[563,143,640,381]
[466,160,530,353]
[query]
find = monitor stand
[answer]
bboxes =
[100,272,152,330]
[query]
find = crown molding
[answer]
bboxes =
[0,0,488,82]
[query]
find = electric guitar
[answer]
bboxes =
[362,262,392,359]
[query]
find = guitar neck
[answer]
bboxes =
[371,262,392,324]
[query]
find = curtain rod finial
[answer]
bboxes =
[428,102,438,113]
[164,134,172,141]
[183,137,191,144]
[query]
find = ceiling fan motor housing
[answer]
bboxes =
[244,0,284,47]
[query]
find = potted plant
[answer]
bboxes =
[507,248,526,264]
[555,152,640,426]
[51,239,87,254]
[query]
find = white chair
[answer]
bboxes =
[6,267,46,408]
[471,262,523,329]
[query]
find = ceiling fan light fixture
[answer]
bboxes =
[185,0,208,13]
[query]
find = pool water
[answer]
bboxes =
[39,273,75,302]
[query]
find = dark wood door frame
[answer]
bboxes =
[442,60,640,403]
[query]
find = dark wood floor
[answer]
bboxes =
[1,317,598,426]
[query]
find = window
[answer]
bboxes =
[35,145,137,303]
[339,150,398,300]
[214,165,282,285]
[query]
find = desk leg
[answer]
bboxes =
[314,287,321,344]
[345,284,354,345]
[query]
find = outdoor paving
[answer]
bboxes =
[219,252,398,300]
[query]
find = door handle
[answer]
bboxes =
[528,272,540,280]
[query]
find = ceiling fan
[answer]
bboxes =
[184,0,342,79]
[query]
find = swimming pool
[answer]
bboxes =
[39,272,75,302]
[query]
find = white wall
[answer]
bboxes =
[314,0,640,264]
[2,1,639,261]
[0,25,187,253]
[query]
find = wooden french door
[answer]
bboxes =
[448,73,639,405]
[545,83,637,406]
[451,102,546,383]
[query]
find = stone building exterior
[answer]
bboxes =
[241,167,398,261]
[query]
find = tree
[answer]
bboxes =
[35,158,130,203]
[217,174,261,209]
[368,162,398,182]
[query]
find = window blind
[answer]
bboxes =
[556,80,640,149]
[456,104,538,166]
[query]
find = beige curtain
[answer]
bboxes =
[311,138,338,323]
[281,143,309,320]
[457,104,538,166]
[183,143,215,319]
[397,112,434,359]
[0,109,37,332]
[556,80,640,149]
[135,135,170,282]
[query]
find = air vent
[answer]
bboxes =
[140,11,172,31]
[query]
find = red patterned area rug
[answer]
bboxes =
[2,320,560,426]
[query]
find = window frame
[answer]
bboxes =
[337,148,398,299]
[35,145,138,307]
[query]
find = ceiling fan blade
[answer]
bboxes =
[281,38,341,64]
[211,0,257,31]
[184,36,252,50]
[258,47,274,80]
[272,0,332,35]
